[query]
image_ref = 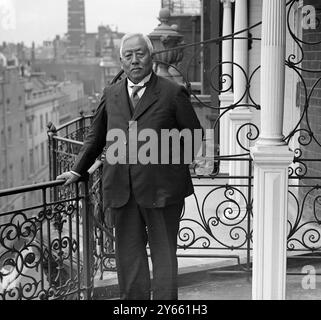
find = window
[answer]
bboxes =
[29,120,33,136]
[7,126,12,145]
[1,169,6,188]
[0,130,4,147]
[35,145,39,170]
[45,112,49,125]
[40,114,44,132]
[41,142,45,166]
[34,116,37,135]
[20,123,24,139]
[21,157,25,181]
[51,111,55,124]
[45,141,48,164]
[9,164,13,188]
[29,149,34,174]
[6,98,10,112]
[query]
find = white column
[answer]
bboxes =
[229,0,251,201]
[232,0,249,106]
[229,0,252,167]
[221,0,234,93]
[219,0,234,174]
[250,0,294,300]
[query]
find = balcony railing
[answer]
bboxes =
[0,115,115,300]
[47,115,116,282]
[0,178,93,300]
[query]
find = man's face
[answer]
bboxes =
[120,36,153,83]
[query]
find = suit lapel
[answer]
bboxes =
[131,73,160,122]
[114,79,132,122]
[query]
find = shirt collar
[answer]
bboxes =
[127,73,152,88]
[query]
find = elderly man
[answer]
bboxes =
[57,33,202,300]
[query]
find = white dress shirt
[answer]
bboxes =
[127,72,152,99]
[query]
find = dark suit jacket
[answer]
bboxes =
[72,72,202,210]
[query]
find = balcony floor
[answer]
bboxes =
[94,255,321,300]
[178,268,321,300]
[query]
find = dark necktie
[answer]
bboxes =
[130,85,144,108]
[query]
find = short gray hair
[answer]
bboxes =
[119,33,154,58]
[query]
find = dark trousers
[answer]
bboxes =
[112,194,183,300]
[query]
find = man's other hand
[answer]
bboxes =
[56,172,80,186]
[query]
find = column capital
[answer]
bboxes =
[220,0,234,7]
[250,144,294,166]
[229,108,252,120]
[219,92,234,102]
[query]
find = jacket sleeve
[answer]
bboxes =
[72,88,107,176]
[174,86,202,130]
[173,86,203,161]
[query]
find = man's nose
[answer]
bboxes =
[131,53,139,64]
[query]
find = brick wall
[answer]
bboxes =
[298,0,321,218]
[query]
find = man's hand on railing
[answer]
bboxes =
[56,171,80,186]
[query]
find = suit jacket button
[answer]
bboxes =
[124,141,127,145]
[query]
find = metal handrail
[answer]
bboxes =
[54,115,93,133]
[53,135,84,146]
[0,180,65,197]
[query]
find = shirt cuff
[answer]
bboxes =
[70,170,81,177]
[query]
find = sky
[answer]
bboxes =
[0,0,162,46]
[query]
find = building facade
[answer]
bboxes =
[58,80,89,123]
[0,57,28,213]
[0,52,90,212]
[67,0,86,56]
